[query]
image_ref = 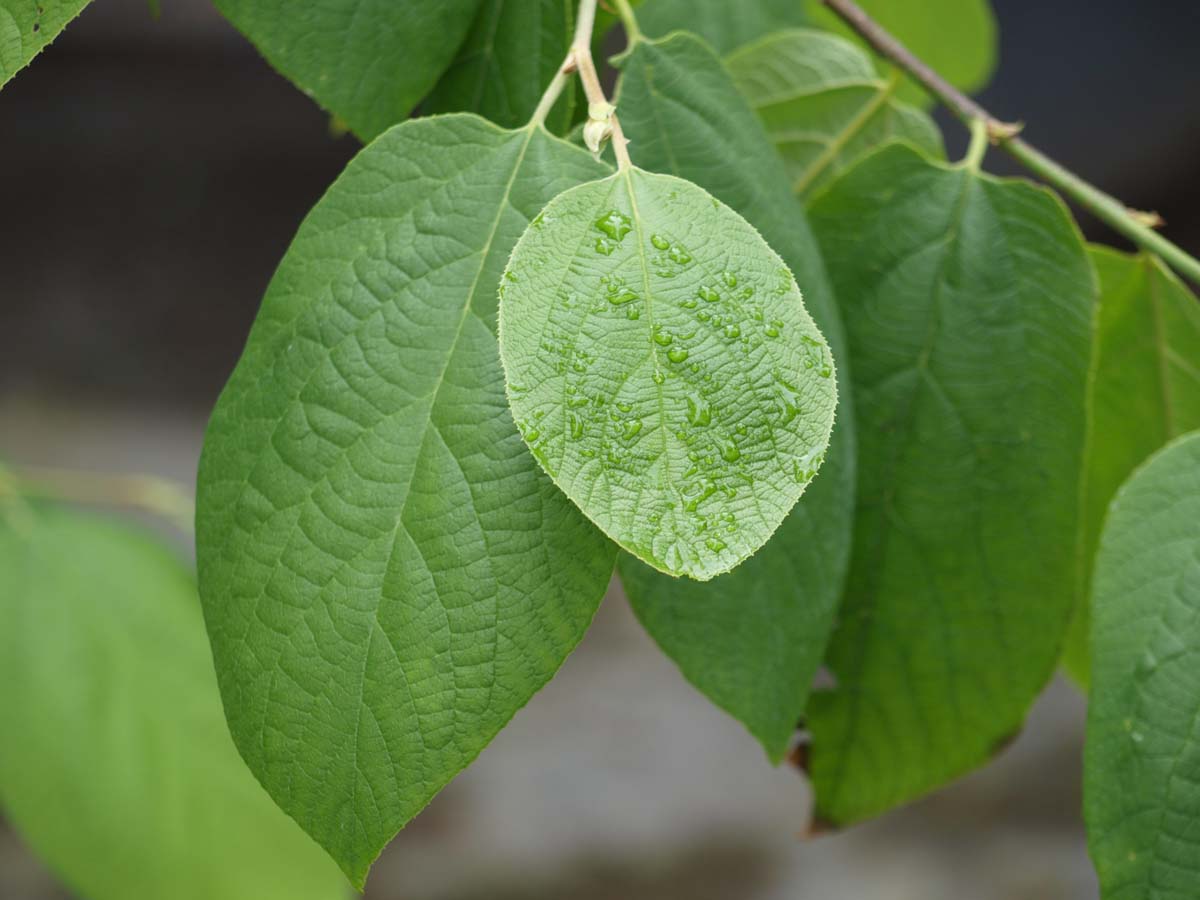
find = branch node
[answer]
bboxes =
[1127,208,1166,229]
[987,119,1024,143]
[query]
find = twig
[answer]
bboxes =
[571,0,632,169]
[0,465,195,532]
[821,0,1200,286]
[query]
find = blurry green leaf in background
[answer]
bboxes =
[726,29,943,200]
[805,0,997,105]
[0,504,347,900]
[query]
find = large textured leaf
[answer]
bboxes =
[635,0,807,55]
[808,143,1095,823]
[726,29,943,199]
[806,0,997,105]
[499,166,837,581]
[1085,431,1200,900]
[195,115,616,888]
[1064,248,1200,683]
[211,0,482,141]
[425,0,575,133]
[0,507,346,900]
[0,0,90,88]
[610,32,855,759]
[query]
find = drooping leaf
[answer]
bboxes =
[807,143,1095,823]
[499,166,837,582]
[425,0,576,133]
[726,29,943,199]
[1063,248,1200,684]
[611,31,856,761]
[806,0,997,105]
[0,506,346,900]
[211,0,483,141]
[635,0,807,55]
[195,114,616,888]
[0,0,91,89]
[1085,431,1200,900]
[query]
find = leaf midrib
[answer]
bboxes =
[791,69,902,195]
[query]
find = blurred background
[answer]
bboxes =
[2,1,1197,897]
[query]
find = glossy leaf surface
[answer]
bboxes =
[0,508,346,900]
[196,115,616,887]
[425,0,575,132]
[499,166,837,581]
[808,143,1095,823]
[726,29,942,199]
[212,0,482,141]
[1085,432,1200,900]
[613,31,855,760]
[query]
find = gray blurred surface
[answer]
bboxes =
[4,0,1196,896]
[0,395,1095,900]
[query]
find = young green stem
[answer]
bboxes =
[530,56,573,126]
[0,465,195,532]
[821,0,1200,287]
[571,0,633,169]
[613,0,642,43]
[962,117,988,172]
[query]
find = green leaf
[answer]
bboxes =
[1064,248,1200,684]
[806,0,997,105]
[635,0,807,55]
[425,0,576,133]
[195,115,616,888]
[611,31,856,760]
[0,0,91,89]
[0,507,346,900]
[211,0,483,142]
[1085,431,1200,899]
[726,29,943,199]
[499,166,837,582]
[807,143,1095,823]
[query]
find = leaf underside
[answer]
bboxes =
[726,28,943,200]
[0,0,91,89]
[612,31,856,761]
[195,114,616,887]
[1063,248,1200,684]
[0,509,345,900]
[1085,432,1200,900]
[499,166,837,582]
[807,142,1095,823]
[211,0,482,141]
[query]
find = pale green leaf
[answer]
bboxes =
[806,0,997,105]
[0,507,346,900]
[211,0,483,141]
[726,29,943,199]
[425,0,576,133]
[635,0,807,55]
[807,143,1095,823]
[499,166,837,582]
[611,31,855,761]
[195,115,616,888]
[1085,431,1200,900]
[0,0,90,89]
[1064,248,1200,684]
